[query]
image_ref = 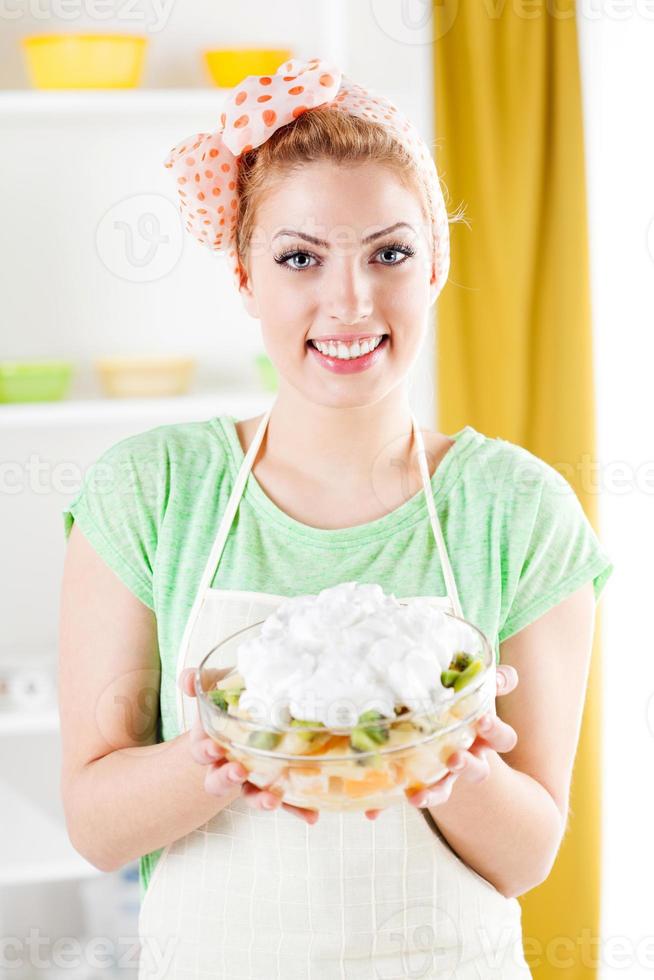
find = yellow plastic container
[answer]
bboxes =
[21,34,148,89]
[203,48,293,88]
[94,356,196,398]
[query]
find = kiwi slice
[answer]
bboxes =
[224,686,244,706]
[289,718,326,742]
[349,709,389,755]
[247,730,282,751]
[209,689,229,711]
[440,653,484,692]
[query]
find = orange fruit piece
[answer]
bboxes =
[342,767,396,798]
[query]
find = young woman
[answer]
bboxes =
[59,58,613,978]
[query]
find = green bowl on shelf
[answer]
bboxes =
[254,354,278,392]
[0,360,74,403]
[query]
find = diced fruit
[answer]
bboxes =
[247,730,282,750]
[219,672,245,689]
[350,728,382,752]
[440,669,460,689]
[209,689,228,711]
[349,709,390,753]
[342,768,395,798]
[287,764,330,796]
[441,654,484,692]
[278,730,332,756]
[402,743,444,786]
[290,718,326,735]
[453,659,484,691]
[329,775,344,794]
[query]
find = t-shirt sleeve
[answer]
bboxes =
[62,431,165,610]
[498,453,614,643]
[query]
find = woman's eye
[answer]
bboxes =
[287,252,316,270]
[276,251,317,271]
[376,247,408,265]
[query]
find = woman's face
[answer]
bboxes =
[239,160,437,409]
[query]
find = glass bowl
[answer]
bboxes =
[195,611,496,813]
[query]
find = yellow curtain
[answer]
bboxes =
[434,2,602,977]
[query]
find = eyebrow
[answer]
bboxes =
[272,222,415,247]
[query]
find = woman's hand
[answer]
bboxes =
[179,667,319,825]
[364,664,520,819]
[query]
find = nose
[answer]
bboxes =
[326,260,374,325]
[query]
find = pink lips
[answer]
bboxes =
[307,336,389,374]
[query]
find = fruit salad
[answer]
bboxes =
[196,582,495,812]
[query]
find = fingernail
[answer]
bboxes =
[451,758,465,771]
[478,715,492,732]
[262,798,276,809]
[228,766,244,782]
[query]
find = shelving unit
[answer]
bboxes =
[0,706,59,736]
[0,87,229,115]
[0,388,270,428]
[0,781,100,886]
[0,72,273,893]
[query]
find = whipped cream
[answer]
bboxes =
[234,581,483,729]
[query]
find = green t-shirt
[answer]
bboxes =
[62,414,614,898]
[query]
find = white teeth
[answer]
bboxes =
[312,336,384,359]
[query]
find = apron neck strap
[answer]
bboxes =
[410,412,464,619]
[196,405,462,615]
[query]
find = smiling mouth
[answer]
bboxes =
[307,335,389,360]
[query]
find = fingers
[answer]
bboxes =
[444,747,490,784]
[281,802,320,824]
[496,664,518,696]
[406,771,458,808]
[475,712,518,753]
[178,666,231,697]
[179,668,197,698]
[190,731,227,766]
[241,781,283,810]
[240,783,320,823]
[202,757,248,798]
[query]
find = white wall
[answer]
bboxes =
[578,9,654,979]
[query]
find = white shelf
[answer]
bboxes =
[0,87,229,116]
[0,388,272,427]
[0,781,101,885]
[0,706,60,735]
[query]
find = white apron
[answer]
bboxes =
[138,404,531,979]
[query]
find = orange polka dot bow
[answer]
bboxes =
[164,55,450,295]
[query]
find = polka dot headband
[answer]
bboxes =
[164,55,450,294]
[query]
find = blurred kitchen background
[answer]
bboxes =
[0,2,651,979]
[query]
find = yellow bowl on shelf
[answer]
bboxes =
[21,34,148,89]
[203,48,293,88]
[94,356,196,398]
[0,360,74,403]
